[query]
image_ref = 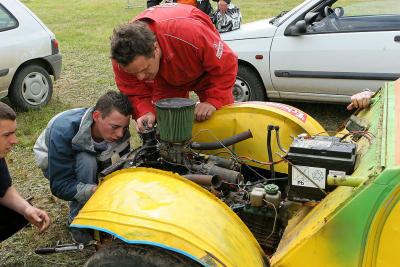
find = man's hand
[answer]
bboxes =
[217,0,228,14]
[347,90,374,110]
[136,112,156,132]
[195,102,216,121]
[23,206,50,234]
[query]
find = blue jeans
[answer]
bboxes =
[43,152,97,224]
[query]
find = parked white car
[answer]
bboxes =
[0,0,61,110]
[222,0,400,103]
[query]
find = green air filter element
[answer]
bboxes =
[155,98,195,142]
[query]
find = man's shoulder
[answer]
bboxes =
[54,108,88,122]
[51,108,89,131]
[138,4,211,26]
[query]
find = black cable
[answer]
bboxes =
[267,125,275,179]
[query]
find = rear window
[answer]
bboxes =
[0,4,17,32]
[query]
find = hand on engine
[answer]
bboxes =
[136,112,156,132]
[195,102,216,121]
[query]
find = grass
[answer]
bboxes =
[0,0,353,265]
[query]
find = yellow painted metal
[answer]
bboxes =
[269,81,397,267]
[271,186,355,267]
[269,100,382,267]
[192,102,326,173]
[363,185,400,267]
[72,168,265,267]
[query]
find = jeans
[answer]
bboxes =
[43,152,97,225]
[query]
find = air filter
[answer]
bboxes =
[155,98,195,142]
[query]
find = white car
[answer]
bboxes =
[222,0,400,103]
[0,0,61,110]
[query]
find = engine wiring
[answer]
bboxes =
[223,177,289,188]
[339,130,375,143]
[263,199,278,240]
[189,129,285,183]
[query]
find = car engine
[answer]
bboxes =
[100,98,357,253]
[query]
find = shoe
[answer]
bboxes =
[69,227,93,245]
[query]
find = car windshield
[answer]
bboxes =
[271,0,317,25]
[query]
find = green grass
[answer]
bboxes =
[0,0,352,265]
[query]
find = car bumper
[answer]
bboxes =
[44,53,62,80]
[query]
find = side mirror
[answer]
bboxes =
[334,7,344,17]
[286,20,307,36]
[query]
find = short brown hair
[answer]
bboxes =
[94,91,133,118]
[0,102,16,121]
[110,21,157,66]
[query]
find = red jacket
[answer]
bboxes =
[112,3,238,120]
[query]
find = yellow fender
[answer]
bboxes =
[192,102,326,173]
[72,168,266,266]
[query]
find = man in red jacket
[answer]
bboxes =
[110,3,238,132]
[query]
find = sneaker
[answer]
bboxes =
[69,227,93,245]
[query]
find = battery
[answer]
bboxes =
[286,135,357,202]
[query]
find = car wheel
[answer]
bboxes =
[9,65,53,111]
[234,64,266,102]
[84,239,203,267]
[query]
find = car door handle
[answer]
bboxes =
[395,35,400,42]
[0,69,9,77]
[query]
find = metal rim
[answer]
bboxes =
[233,76,250,102]
[21,71,49,106]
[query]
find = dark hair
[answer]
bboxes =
[110,21,157,66]
[0,102,16,121]
[94,91,133,117]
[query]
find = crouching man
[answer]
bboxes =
[0,102,50,242]
[33,91,132,243]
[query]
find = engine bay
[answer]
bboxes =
[99,98,359,253]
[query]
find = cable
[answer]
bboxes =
[267,125,275,179]
[275,152,327,196]
[274,126,287,153]
[190,128,281,182]
[263,199,278,240]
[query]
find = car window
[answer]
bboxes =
[273,0,313,25]
[0,4,17,32]
[305,0,400,34]
[332,0,400,16]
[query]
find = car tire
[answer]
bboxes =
[9,65,53,111]
[234,64,266,102]
[84,239,203,267]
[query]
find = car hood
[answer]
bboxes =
[221,19,277,41]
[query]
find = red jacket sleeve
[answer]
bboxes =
[192,15,238,109]
[112,60,156,120]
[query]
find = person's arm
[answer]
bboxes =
[0,186,50,234]
[347,90,374,110]
[47,123,96,205]
[147,0,162,8]
[191,12,238,112]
